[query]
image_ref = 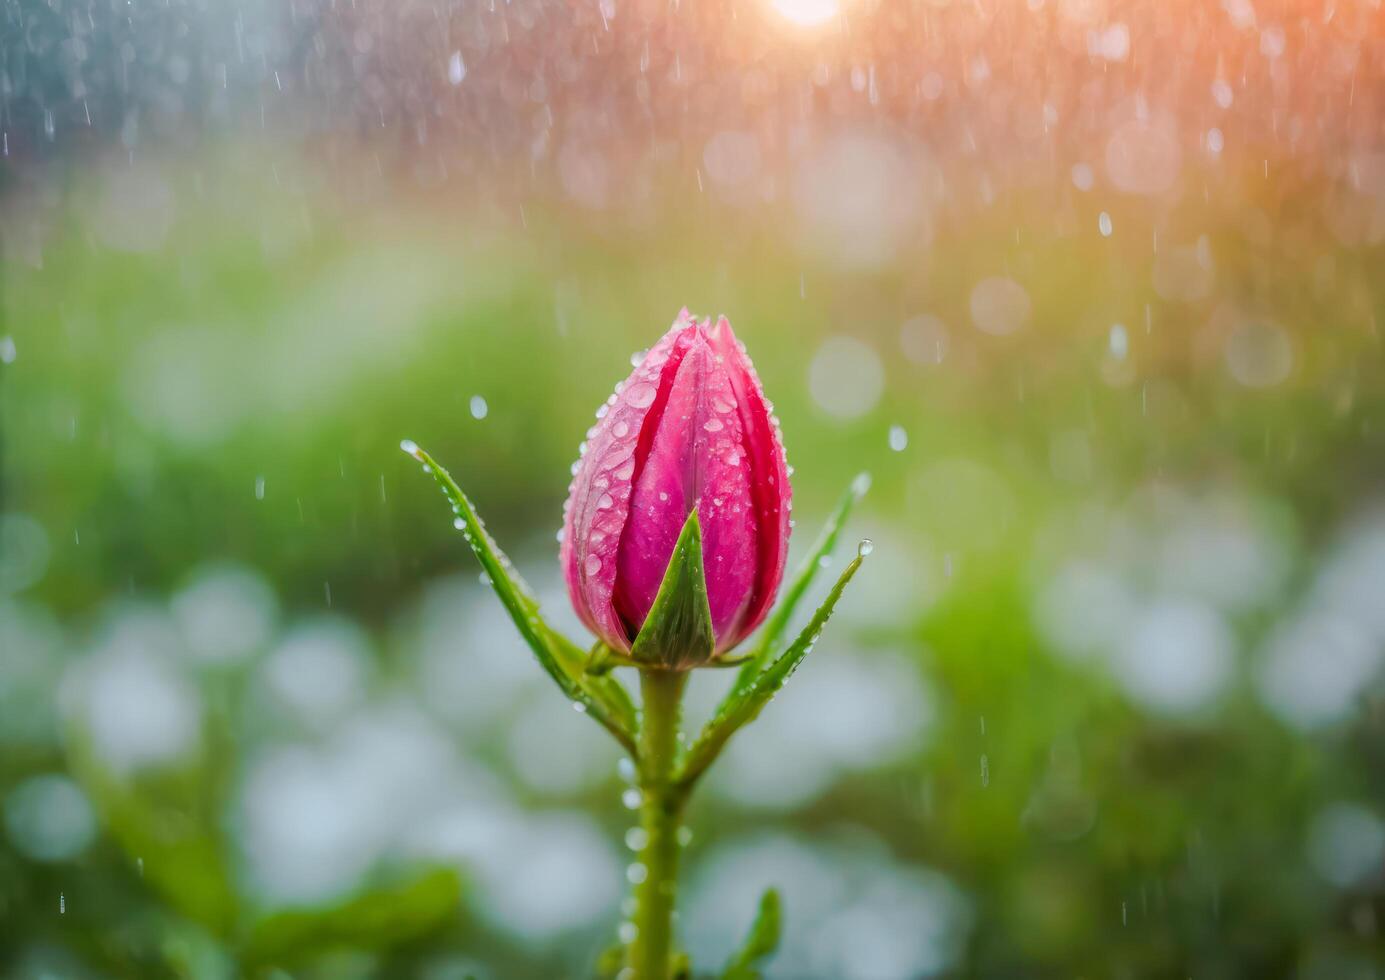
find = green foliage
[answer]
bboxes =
[728,473,870,702]
[722,888,782,980]
[403,442,637,753]
[629,511,716,670]
[242,869,462,969]
[678,541,869,789]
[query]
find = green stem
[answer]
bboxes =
[628,669,689,980]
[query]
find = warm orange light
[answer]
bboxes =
[770,0,840,28]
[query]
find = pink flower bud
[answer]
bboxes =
[561,310,792,659]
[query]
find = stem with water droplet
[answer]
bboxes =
[627,669,688,980]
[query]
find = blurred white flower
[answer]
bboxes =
[1111,599,1235,715]
[411,577,542,735]
[410,802,621,941]
[238,702,464,905]
[1256,611,1380,731]
[1307,803,1385,888]
[171,563,277,664]
[1034,561,1137,663]
[62,606,202,775]
[4,774,97,862]
[708,653,932,809]
[261,616,372,730]
[685,834,969,979]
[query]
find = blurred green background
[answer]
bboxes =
[4,0,1385,976]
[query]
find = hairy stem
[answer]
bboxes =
[627,669,689,979]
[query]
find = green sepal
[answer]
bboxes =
[629,509,716,671]
[722,888,782,980]
[677,543,868,789]
[403,442,637,754]
[727,472,869,703]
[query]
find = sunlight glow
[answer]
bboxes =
[771,0,840,27]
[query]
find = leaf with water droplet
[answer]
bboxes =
[678,542,868,789]
[721,888,782,980]
[718,471,869,696]
[629,509,715,670]
[402,443,636,753]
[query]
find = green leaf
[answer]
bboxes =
[723,888,782,980]
[677,542,869,789]
[65,733,238,938]
[242,868,461,967]
[629,510,716,670]
[724,473,869,692]
[403,441,636,754]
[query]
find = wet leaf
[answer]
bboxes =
[403,442,637,753]
[629,510,716,670]
[726,472,869,694]
[722,888,781,980]
[677,546,867,789]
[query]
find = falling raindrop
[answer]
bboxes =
[447,51,467,86]
[470,395,489,420]
[1109,324,1129,360]
[888,425,908,451]
[1099,212,1114,237]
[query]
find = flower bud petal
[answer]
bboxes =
[561,310,791,658]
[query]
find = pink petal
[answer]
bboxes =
[562,311,696,650]
[706,316,792,648]
[614,323,758,643]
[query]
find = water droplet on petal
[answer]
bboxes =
[584,555,602,575]
[626,382,657,408]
